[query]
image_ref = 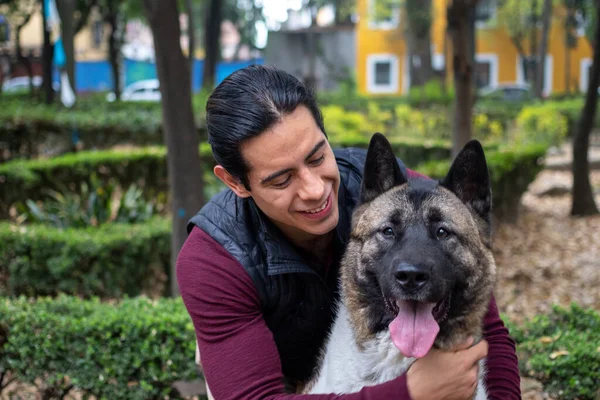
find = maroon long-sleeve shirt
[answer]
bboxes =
[177,225,521,400]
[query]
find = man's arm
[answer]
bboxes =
[176,226,413,400]
[482,296,521,399]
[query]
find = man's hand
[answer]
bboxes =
[406,337,488,400]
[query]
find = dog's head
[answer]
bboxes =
[342,133,497,358]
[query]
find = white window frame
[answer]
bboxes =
[580,58,592,93]
[475,53,499,89]
[367,0,400,30]
[402,55,410,94]
[367,54,399,94]
[516,54,553,96]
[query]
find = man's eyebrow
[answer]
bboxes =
[260,168,293,185]
[304,139,326,162]
[260,140,327,185]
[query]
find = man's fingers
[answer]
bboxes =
[453,336,475,352]
[465,339,489,365]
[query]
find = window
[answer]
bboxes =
[580,58,592,92]
[367,54,399,94]
[93,20,103,48]
[368,0,400,30]
[475,0,496,26]
[475,53,498,89]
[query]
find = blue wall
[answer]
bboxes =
[54,58,264,93]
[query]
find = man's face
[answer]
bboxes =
[236,105,341,245]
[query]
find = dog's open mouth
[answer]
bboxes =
[384,294,452,359]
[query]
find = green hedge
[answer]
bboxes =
[506,304,600,400]
[0,295,198,399]
[0,218,171,298]
[416,143,548,221]
[0,97,208,162]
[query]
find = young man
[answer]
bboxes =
[177,65,521,400]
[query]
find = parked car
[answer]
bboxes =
[479,83,532,102]
[106,79,161,102]
[2,75,59,92]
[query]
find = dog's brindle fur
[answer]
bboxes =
[303,133,497,397]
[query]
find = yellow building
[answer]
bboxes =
[356,0,594,96]
[2,6,110,62]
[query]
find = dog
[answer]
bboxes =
[303,133,496,399]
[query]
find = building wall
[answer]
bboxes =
[265,27,356,92]
[357,0,594,95]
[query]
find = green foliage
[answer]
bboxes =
[17,176,158,229]
[506,304,600,400]
[0,146,171,219]
[0,218,171,298]
[0,295,198,399]
[416,142,548,221]
[0,94,208,161]
[514,104,570,146]
[407,80,454,106]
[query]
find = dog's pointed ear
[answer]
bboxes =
[360,133,407,204]
[441,140,491,220]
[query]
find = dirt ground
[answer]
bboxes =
[493,169,600,400]
[493,169,600,325]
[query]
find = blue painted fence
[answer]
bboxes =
[54,58,264,93]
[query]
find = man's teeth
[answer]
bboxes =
[305,199,327,213]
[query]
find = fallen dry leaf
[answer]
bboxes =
[549,350,570,359]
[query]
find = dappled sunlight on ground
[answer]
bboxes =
[493,170,600,325]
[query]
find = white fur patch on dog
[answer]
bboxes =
[307,304,488,399]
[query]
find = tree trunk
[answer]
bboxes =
[107,10,122,100]
[185,0,195,92]
[143,0,205,296]
[202,0,223,91]
[571,1,600,216]
[535,0,552,99]
[405,0,434,87]
[447,0,478,158]
[41,0,54,104]
[57,0,77,92]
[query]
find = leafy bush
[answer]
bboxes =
[0,146,172,219]
[506,304,600,400]
[0,218,171,298]
[514,105,569,147]
[17,175,159,229]
[416,143,548,221]
[407,80,455,106]
[0,295,198,399]
[0,96,207,162]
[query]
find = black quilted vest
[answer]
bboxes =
[187,148,407,389]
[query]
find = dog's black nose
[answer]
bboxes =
[395,263,430,290]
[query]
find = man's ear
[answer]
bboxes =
[214,165,251,198]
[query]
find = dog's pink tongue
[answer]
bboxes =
[389,301,439,358]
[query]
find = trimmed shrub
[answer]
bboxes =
[0,295,198,399]
[514,105,569,147]
[0,146,171,219]
[0,218,171,298]
[416,143,548,221]
[0,96,208,162]
[506,304,600,400]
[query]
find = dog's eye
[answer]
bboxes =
[436,227,451,240]
[382,227,395,237]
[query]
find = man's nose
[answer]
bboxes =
[297,169,325,201]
